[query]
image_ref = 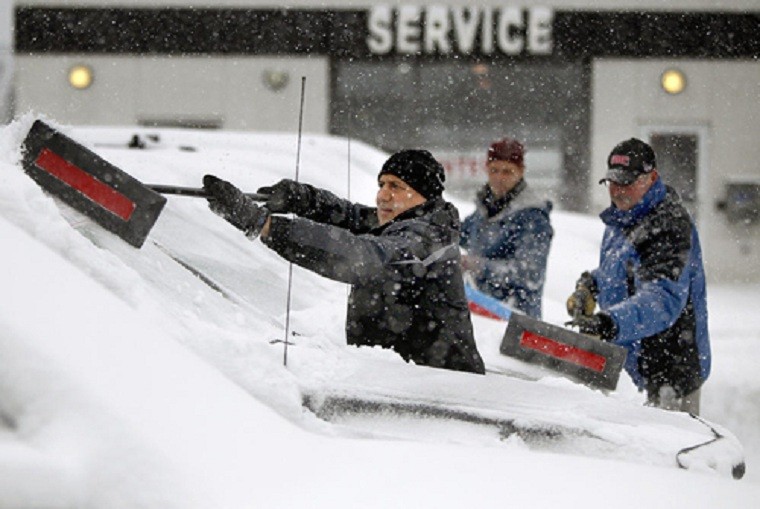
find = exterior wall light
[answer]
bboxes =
[68,65,94,90]
[661,69,686,95]
[263,70,289,91]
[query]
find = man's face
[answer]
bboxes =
[607,171,657,211]
[376,174,427,225]
[487,160,524,199]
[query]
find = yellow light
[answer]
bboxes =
[661,69,686,95]
[68,65,93,90]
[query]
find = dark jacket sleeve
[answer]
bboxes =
[281,184,379,233]
[262,216,430,285]
[607,209,693,345]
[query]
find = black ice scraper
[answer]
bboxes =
[20,120,266,248]
[21,120,167,248]
[500,313,627,391]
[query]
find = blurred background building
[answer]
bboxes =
[0,1,12,124]
[6,0,760,282]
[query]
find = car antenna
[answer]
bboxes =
[283,76,306,367]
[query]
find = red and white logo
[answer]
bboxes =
[609,154,630,167]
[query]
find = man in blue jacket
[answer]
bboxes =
[566,138,710,414]
[460,137,553,318]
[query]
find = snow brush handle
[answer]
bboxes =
[147,184,269,202]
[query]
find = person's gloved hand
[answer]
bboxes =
[256,179,313,215]
[203,175,270,238]
[565,312,617,341]
[566,271,597,317]
[461,254,486,274]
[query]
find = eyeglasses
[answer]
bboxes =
[603,173,649,187]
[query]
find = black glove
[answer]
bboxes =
[565,312,617,341]
[256,179,313,215]
[203,175,270,238]
[566,271,597,318]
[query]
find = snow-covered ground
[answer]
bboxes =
[1,115,758,507]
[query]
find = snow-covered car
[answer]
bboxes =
[1,119,755,508]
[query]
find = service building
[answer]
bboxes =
[12,0,760,282]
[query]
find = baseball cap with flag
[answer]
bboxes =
[600,138,657,185]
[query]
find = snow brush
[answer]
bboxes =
[500,313,627,391]
[142,184,269,201]
[20,119,267,248]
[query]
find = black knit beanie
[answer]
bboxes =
[378,149,446,199]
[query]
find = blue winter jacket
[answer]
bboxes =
[460,181,553,318]
[591,178,710,396]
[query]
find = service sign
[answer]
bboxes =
[367,5,554,56]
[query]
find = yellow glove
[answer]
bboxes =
[566,272,597,317]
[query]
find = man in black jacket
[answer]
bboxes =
[202,150,485,374]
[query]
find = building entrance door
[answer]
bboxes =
[641,126,708,223]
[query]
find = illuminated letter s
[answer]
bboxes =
[368,6,393,54]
